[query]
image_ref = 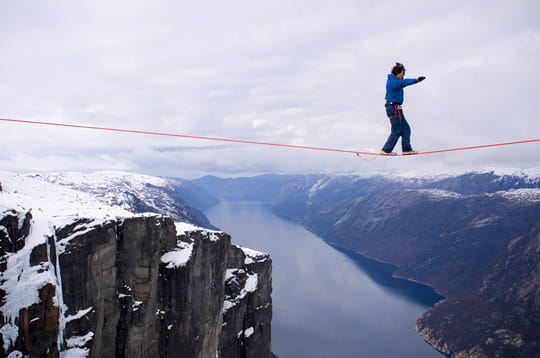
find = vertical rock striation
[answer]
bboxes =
[219,245,272,358]
[0,212,273,358]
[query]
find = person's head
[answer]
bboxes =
[391,62,406,79]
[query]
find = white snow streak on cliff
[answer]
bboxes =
[0,172,131,352]
[236,327,255,338]
[308,178,329,199]
[162,221,226,268]
[233,244,269,265]
[159,221,200,269]
[161,240,194,269]
[175,221,201,234]
[223,269,258,313]
[65,307,93,323]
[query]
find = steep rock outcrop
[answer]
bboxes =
[219,245,272,358]
[0,209,60,356]
[158,229,230,357]
[0,211,272,358]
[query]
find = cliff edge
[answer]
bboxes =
[0,172,272,357]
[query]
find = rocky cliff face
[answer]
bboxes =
[0,172,273,358]
[0,211,272,358]
[219,245,272,358]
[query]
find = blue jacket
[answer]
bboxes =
[385,74,418,104]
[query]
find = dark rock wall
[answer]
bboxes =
[0,209,31,255]
[0,213,273,358]
[219,245,272,358]
[158,230,230,357]
[0,210,60,357]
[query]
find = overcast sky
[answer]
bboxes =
[1,0,539,178]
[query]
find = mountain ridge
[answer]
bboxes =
[193,169,540,357]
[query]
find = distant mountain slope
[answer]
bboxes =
[37,171,217,229]
[417,224,540,357]
[194,169,540,357]
[297,187,540,297]
[194,174,322,202]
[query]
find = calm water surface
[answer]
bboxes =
[206,201,444,358]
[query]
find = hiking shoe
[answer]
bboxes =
[403,150,418,155]
[379,150,397,156]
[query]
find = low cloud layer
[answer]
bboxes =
[1,1,539,178]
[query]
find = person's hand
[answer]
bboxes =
[417,76,426,82]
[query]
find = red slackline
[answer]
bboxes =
[1,117,538,157]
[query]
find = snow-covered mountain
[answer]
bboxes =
[0,172,272,357]
[32,171,217,229]
[194,170,540,357]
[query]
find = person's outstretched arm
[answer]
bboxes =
[400,78,419,87]
[401,76,426,88]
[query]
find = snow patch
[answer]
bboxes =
[0,172,134,348]
[132,300,143,311]
[245,327,255,338]
[416,189,463,200]
[495,188,540,202]
[379,167,540,182]
[60,347,90,358]
[56,219,111,255]
[236,327,255,339]
[233,244,269,265]
[470,215,499,229]
[0,324,18,352]
[223,269,258,313]
[207,232,221,242]
[161,240,194,269]
[0,248,56,325]
[334,213,351,226]
[309,179,328,198]
[175,221,201,234]
[65,307,93,323]
[66,332,94,348]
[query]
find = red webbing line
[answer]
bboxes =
[414,139,540,155]
[0,117,368,155]
[0,117,538,157]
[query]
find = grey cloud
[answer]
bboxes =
[1,0,538,177]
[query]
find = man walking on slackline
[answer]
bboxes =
[381,62,425,155]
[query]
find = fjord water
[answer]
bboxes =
[206,201,443,358]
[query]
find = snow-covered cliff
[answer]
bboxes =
[0,172,272,357]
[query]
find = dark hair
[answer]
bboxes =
[391,62,406,75]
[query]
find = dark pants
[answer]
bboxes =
[382,104,412,153]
